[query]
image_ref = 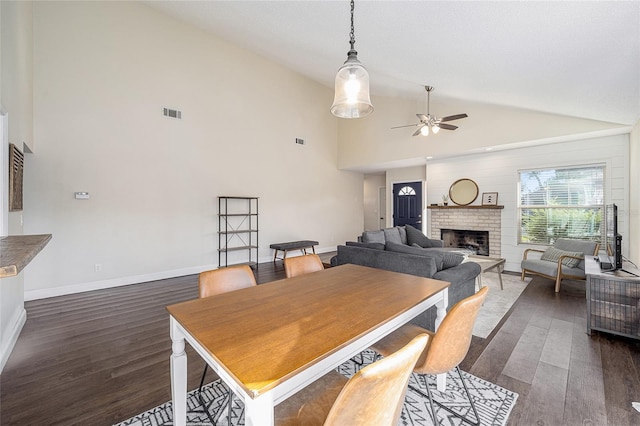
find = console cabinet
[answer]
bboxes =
[585,256,640,340]
[218,196,259,268]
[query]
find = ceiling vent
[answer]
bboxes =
[162,107,182,119]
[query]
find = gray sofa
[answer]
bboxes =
[331,226,481,331]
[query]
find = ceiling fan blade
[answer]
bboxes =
[439,113,468,122]
[412,126,424,136]
[390,123,421,129]
[416,114,428,122]
[438,123,458,131]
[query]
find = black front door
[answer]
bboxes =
[393,181,422,229]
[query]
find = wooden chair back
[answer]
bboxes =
[416,287,488,375]
[324,333,428,425]
[198,265,257,299]
[284,254,324,278]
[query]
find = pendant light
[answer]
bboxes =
[330,0,373,119]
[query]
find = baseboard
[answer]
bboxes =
[0,307,26,373]
[24,246,338,301]
[24,264,215,301]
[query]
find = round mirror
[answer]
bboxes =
[449,178,479,206]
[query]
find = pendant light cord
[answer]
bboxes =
[349,0,356,50]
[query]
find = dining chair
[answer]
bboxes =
[275,333,429,425]
[283,253,324,278]
[197,264,257,424]
[371,286,489,426]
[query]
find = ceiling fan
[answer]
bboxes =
[391,86,467,136]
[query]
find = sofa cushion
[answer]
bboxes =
[405,225,442,248]
[383,227,403,245]
[413,245,465,269]
[345,241,385,250]
[397,226,408,245]
[385,241,445,270]
[362,230,385,244]
[540,246,583,268]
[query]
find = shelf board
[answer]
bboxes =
[219,246,259,252]
[219,213,259,217]
[218,230,258,234]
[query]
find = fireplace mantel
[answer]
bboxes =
[428,205,504,210]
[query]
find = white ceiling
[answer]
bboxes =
[145,1,640,126]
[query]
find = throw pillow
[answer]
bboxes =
[397,226,408,245]
[386,241,445,270]
[405,224,438,248]
[362,230,385,244]
[540,246,583,268]
[345,241,385,250]
[383,227,403,245]
[412,245,465,269]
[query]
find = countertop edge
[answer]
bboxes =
[0,234,52,278]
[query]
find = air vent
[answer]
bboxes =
[162,107,182,119]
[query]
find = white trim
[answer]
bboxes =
[0,109,8,236]
[0,308,26,372]
[24,245,339,301]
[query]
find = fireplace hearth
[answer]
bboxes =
[441,229,489,256]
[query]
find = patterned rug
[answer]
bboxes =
[116,350,517,426]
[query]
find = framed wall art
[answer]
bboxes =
[482,192,498,206]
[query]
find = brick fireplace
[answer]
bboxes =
[428,206,503,257]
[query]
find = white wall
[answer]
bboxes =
[0,0,32,371]
[23,1,363,299]
[337,93,631,172]
[629,119,639,265]
[425,134,629,272]
[363,174,385,231]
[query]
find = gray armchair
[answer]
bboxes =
[521,238,599,292]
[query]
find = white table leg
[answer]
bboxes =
[245,393,274,426]
[170,317,187,426]
[435,289,448,391]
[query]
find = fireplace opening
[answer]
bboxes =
[441,229,489,256]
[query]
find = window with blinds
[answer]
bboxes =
[518,165,605,245]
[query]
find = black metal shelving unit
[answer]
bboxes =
[218,196,259,268]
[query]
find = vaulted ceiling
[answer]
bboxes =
[145,1,640,126]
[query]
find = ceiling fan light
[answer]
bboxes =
[432,124,440,134]
[331,52,373,118]
[420,125,429,136]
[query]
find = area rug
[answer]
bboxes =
[473,272,531,338]
[115,350,517,426]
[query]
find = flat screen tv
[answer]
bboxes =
[605,203,622,270]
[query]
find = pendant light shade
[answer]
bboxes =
[330,0,373,119]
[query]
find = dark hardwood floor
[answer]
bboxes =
[1,261,639,425]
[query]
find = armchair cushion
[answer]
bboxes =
[540,246,583,268]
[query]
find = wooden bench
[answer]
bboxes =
[270,240,319,261]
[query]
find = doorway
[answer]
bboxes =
[392,181,423,229]
[378,186,386,229]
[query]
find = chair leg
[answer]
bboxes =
[409,366,480,426]
[520,269,526,281]
[198,363,234,425]
[555,275,562,293]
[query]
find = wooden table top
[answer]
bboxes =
[167,264,449,397]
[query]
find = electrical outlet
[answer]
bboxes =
[94,264,102,272]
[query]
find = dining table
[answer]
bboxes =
[167,263,450,426]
